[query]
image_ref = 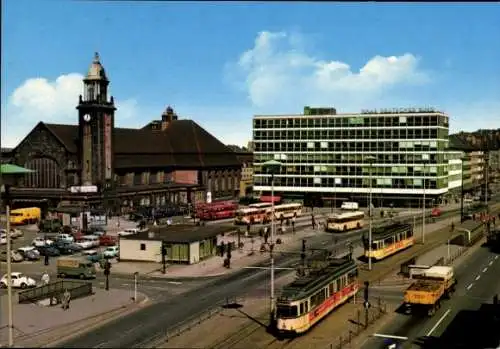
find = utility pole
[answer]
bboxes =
[485,152,489,213]
[104,260,111,291]
[161,240,167,274]
[133,272,138,302]
[460,157,465,223]
[367,156,375,271]
[270,171,275,326]
[422,161,427,244]
[5,190,14,347]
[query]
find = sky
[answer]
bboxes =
[2,1,500,148]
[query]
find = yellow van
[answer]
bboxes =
[10,207,41,225]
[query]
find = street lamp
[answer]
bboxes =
[365,155,376,271]
[484,151,489,213]
[262,159,282,327]
[460,155,468,223]
[422,160,429,244]
[1,164,34,348]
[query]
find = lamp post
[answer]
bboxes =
[484,152,489,213]
[365,156,376,271]
[262,159,282,327]
[422,160,428,244]
[1,164,34,348]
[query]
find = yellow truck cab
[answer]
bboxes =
[403,266,457,317]
[9,207,41,225]
[56,257,96,279]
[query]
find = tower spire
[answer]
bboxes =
[94,52,100,63]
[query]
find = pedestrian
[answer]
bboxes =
[41,271,50,286]
[62,289,71,310]
[220,242,226,257]
[44,254,49,266]
[291,218,295,234]
[450,222,455,232]
[311,214,316,230]
[247,223,251,236]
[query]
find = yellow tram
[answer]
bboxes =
[275,256,359,334]
[363,223,414,261]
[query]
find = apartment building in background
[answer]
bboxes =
[252,106,456,207]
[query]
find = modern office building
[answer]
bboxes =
[253,106,455,207]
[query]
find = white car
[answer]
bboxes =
[0,229,23,239]
[117,229,138,237]
[56,233,74,243]
[103,246,119,258]
[75,238,95,249]
[32,237,54,247]
[0,272,37,289]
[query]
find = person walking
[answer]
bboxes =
[41,271,50,286]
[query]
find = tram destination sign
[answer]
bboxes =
[360,107,437,114]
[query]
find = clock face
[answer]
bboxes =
[83,114,91,122]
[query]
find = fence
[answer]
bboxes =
[143,297,241,347]
[18,280,93,304]
[326,298,389,349]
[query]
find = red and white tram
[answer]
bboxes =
[275,256,359,334]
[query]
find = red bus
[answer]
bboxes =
[195,201,238,221]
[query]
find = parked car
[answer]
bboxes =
[54,241,77,255]
[36,245,60,257]
[32,237,54,247]
[431,208,442,217]
[99,235,117,246]
[0,228,23,239]
[90,230,106,237]
[75,238,93,250]
[0,272,37,289]
[83,250,104,263]
[17,246,40,261]
[103,246,119,259]
[55,233,74,243]
[0,250,24,263]
[0,234,10,245]
[117,229,139,237]
[66,242,84,252]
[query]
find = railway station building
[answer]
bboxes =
[5,53,242,213]
[252,106,463,207]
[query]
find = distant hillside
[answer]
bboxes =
[453,129,500,151]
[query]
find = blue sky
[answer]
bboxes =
[2,1,500,147]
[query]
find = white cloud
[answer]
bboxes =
[230,30,430,110]
[2,73,140,148]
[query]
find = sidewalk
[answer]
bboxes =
[113,203,466,280]
[0,288,147,347]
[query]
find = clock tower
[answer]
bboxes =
[77,52,116,188]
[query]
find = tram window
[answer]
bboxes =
[348,270,357,284]
[329,283,334,295]
[276,305,298,318]
[300,303,304,315]
[395,234,400,242]
[371,241,378,250]
[407,229,413,237]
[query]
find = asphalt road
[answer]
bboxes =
[360,246,500,349]
[55,203,474,348]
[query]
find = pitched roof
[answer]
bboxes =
[38,120,239,169]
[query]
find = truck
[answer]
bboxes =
[56,257,96,279]
[403,266,457,317]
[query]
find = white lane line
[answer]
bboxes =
[475,275,481,281]
[483,267,488,273]
[495,256,499,260]
[167,281,183,285]
[426,309,451,336]
[489,261,494,266]
[467,283,473,290]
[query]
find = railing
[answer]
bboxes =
[18,280,92,304]
[326,297,389,349]
[139,297,241,348]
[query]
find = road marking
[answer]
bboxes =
[489,261,494,266]
[373,333,409,340]
[496,256,499,260]
[467,284,473,290]
[483,267,488,273]
[167,281,182,285]
[475,275,481,281]
[426,309,451,336]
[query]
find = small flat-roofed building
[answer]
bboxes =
[118,224,235,264]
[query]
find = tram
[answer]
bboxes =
[275,256,359,334]
[363,223,414,261]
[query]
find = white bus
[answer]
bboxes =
[326,211,364,232]
[269,203,303,221]
[234,207,268,225]
[249,202,273,209]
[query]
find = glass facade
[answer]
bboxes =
[253,108,455,197]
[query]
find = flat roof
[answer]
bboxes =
[121,224,236,243]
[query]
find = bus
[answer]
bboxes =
[269,203,303,222]
[234,207,268,225]
[275,256,359,335]
[196,201,238,221]
[7,207,41,225]
[363,223,414,261]
[248,202,273,209]
[325,211,364,232]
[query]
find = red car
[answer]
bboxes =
[99,235,117,246]
[431,208,442,217]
